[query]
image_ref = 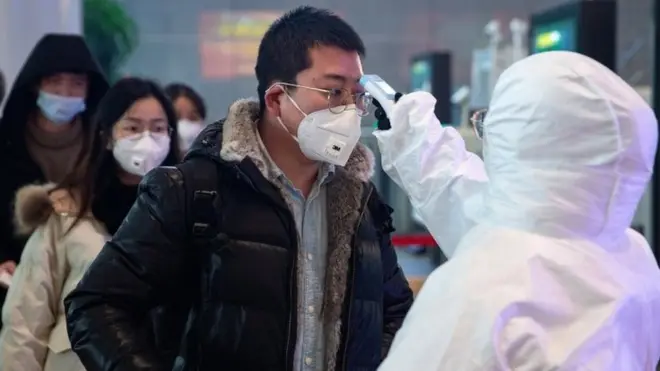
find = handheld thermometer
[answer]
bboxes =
[359,75,397,119]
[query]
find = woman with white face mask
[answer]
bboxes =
[165,83,207,159]
[0,77,178,371]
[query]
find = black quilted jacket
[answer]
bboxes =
[64,119,413,371]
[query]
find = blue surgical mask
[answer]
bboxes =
[36,91,86,124]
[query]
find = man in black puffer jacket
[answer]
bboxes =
[64,6,413,371]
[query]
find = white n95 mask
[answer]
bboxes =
[113,132,171,176]
[177,119,204,152]
[279,104,362,166]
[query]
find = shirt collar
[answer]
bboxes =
[255,129,335,186]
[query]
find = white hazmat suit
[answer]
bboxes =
[374,51,660,370]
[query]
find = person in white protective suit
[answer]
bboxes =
[374,51,660,370]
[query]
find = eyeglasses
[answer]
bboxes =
[278,83,372,117]
[470,109,487,140]
[117,117,173,137]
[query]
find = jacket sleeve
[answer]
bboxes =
[370,190,414,358]
[64,167,190,371]
[0,219,66,371]
[0,204,27,264]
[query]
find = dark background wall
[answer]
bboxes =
[115,0,654,232]
[117,0,653,120]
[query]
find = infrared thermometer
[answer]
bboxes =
[359,75,398,119]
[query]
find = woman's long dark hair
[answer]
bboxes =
[55,77,179,234]
[164,82,207,120]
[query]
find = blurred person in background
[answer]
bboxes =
[375,51,660,370]
[0,77,178,371]
[165,82,207,158]
[65,6,412,371]
[0,34,108,310]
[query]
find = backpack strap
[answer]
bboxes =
[173,157,221,370]
[177,157,221,241]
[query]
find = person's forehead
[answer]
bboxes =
[305,46,363,82]
[43,72,88,81]
[175,96,196,110]
[126,98,165,117]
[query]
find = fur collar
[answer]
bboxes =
[14,183,80,235]
[218,98,375,182]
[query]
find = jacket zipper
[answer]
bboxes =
[277,194,298,370]
[285,250,297,370]
[340,186,374,371]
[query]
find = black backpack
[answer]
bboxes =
[155,157,220,370]
[179,156,221,243]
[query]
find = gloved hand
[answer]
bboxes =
[373,91,440,180]
[373,91,488,258]
[373,92,403,130]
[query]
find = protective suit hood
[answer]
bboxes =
[483,51,656,249]
[0,33,109,140]
[375,51,660,370]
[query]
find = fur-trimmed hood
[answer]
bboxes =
[14,184,79,235]
[216,98,375,182]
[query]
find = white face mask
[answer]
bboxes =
[177,119,204,152]
[279,101,362,166]
[113,132,171,176]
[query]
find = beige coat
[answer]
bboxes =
[0,184,107,371]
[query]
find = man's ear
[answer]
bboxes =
[264,83,285,118]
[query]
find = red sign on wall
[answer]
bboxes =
[199,11,282,79]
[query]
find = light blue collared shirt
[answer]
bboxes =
[255,131,335,371]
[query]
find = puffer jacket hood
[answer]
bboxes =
[13,183,82,235]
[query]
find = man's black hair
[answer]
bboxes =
[255,6,366,115]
